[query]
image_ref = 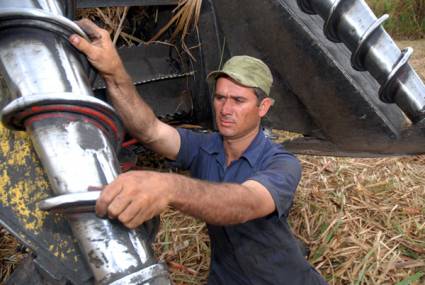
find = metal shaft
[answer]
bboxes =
[24,114,168,284]
[0,1,169,284]
[297,0,425,123]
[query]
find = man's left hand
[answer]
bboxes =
[96,171,172,229]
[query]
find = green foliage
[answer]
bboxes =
[395,272,424,285]
[367,0,425,39]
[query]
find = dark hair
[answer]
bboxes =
[254,87,267,105]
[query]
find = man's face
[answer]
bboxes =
[213,77,269,140]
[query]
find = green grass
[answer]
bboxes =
[367,0,425,39]
[395,272,424,285]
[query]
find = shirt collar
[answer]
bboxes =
[201,132,223,155]
[241,128,266,167]
[201,128,266,168]
[201,133,226,167]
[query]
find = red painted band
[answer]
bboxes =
[24,112,109,137]
[15,104,122,142]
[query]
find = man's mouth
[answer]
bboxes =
[219,118,234,126]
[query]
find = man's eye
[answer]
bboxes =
[234,97,245,103]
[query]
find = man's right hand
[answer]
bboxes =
[69,19,124,80]
[70,19,181,161]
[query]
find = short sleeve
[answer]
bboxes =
[248,152,302,218]
[173,128,210,170]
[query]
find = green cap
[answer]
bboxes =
[207,55,273,96]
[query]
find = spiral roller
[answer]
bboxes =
[297,0,425,123]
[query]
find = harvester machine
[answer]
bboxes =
[0,0,424,284]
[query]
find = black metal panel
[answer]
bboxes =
[199,0,322,137]
[93,44,195,122]
[188,0,221,127]
[135,77,193,120]
[77,0,425,155]
[93,44,188,90]
[203,0,425,155]
[6,257,67,285]
[76,0,178,8]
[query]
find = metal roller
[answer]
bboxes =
[0,1,170,284]
[297,0,425,123]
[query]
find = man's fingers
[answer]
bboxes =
[125,207,149,229]
[96,183,123,217]
[69,34,96,58]
[75,19,103,40]
[106,194,132,219]
[118,201,144,226]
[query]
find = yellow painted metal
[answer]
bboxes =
[0,122,83,261]
[0,123,50,232]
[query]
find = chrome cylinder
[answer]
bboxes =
[1,0,71,16]
[0,1,169,284]
[297,0,425,123]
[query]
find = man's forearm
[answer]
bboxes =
[169,174,264,225]
[95,170,275,229]
[69,19,160,144]
[103,68,158,144]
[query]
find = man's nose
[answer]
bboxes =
[220,98,233,115]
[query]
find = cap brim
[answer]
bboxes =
[206,70,227,83]
[206,70,252,88]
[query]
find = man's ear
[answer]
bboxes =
[259,98,273,117]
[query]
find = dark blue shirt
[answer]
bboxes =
[174,128,327,285]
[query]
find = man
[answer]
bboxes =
[69,19,327,285]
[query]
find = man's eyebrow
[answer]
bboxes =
[230,94,246,100]
[214,93,245,99]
